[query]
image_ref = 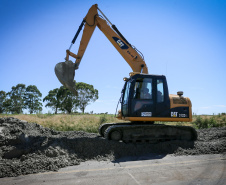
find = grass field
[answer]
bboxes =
[1,113,225,133]
[192,114,226,129]
[0,114,127,133]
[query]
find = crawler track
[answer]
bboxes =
[100,123,197,143]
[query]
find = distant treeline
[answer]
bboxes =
[0,82,98,114]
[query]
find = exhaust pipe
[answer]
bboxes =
[54,60,78,96]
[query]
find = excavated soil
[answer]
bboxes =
[0,117,225,178]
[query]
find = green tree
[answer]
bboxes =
[7,84,26,114]
[76,82,98,113]
[0,91,6,113]
[24,85,43,114]
[58,86,78,114]
[2,98,12,114]
[43,88,61,114]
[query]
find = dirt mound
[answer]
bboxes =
[0,117,225,178]
[175,127,226,155]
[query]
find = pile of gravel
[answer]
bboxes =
[0,117,225,178]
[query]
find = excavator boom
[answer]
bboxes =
[55,4,148,94]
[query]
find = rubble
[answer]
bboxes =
[0,117,225,178]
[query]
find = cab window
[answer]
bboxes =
[157,79,164,103]
[133,78,152,100]
[123,81,131,104]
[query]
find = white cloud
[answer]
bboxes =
[96,100,104,103]
[214,105,226,108]
[196,104,226,115]
[200,106,211,109]
[200,105,226,109]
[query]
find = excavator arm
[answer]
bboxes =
[55,4,148,94]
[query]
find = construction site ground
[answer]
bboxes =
[1,154,225,185]
[0,117,225,184]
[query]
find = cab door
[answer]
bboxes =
[155,77,170,117]
[130,77,155,117]
[121,80,131,117]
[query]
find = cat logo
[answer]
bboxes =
[112,37,129,49]
[171,112,178,117]
[116,40,124,47]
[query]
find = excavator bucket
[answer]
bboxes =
[54,60,78,96]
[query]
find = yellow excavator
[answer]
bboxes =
[55,4,197,142]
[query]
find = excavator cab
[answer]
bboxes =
[121,74,170,120]
[119,73,192,123]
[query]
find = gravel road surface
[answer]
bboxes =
[1,154,225,185]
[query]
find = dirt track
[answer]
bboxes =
[0,117,225,178]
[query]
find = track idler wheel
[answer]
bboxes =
[110,130,122,141]
[104,126,122,141]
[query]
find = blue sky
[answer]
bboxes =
[0,0,226,115]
